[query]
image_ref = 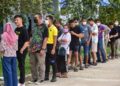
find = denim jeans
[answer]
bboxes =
[2,57,18,86]
[79,41,89,64]
[97,38,106,62]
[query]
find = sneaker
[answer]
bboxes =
[68,66,74,70]
[44,77,49,81]
[79,65,84,70]
[18,83,25,86]
[60,73,68,78]
[51,77,57,82]
[56,73,61,77]
[93,62,97,66]
[74,67,78,72]
[18,83,21,86]
[85,64,89,68]
[28,79,37,84]
[40,80,44,83]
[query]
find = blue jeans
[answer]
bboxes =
[2,57,18,86]
[79,41,89,64]
[97,38,106,62]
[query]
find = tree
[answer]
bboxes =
[61,0,101,19]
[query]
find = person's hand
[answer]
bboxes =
[70,31,75,35]
[28,47,31,52]
[20,48,24,54]
[51,49,55,55]
[86,41,90,45]
[40,50,45,56]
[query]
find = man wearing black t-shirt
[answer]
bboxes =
[67,19,84,72]
[14,15,29,86]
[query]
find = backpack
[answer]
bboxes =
[58,47,66,56]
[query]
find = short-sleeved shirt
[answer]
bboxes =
[30,24,48,52]
[90,24,98,43]
[47,25,58,44]
[80,24,91,43]
[109,26,119,42]
[114,26,120,39]
[15,26,29,51]
[98,24,105,39]
[70,26,82,46]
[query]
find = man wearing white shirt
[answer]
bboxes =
[88,18,98,66]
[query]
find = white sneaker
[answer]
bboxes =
[21,84,25,86]
[18,83,25,86]
[18,83,21,86]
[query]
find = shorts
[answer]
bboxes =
[70,45,79,52]
[91,42,98,52]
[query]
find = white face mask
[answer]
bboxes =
[82,22,87,25]
[114,21,119,26]
[45,20,49,25]
[97,23,101,26]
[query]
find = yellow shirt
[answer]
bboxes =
[47,25,58,44]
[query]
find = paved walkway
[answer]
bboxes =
[27,58,120,86]
[0,58,120,86]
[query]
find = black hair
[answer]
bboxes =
[95,19,101,22]
[68,19,75,24]
[88,18,94,21]
[46,15,54,22]
[14,15,24,24]
[108,22,114,26]
[73,17,79,21]
[14,15,23,20]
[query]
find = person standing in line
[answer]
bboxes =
[57,24,71,78]
[14,15,29,86]
[0,23,18,86]
[113,21,120,58]
[79,19,92,68]
[96,19,106,63]
[28,14,48,84]
[67,19,84,72]
[88,18,98,66]
[54,20,64,77]
[44,15,58,82]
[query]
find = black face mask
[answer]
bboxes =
[34,18,38,23]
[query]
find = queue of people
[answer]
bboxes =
[0,14,120,86]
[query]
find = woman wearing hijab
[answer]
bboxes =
[0,22,18,86]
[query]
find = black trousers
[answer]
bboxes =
[57,55,67,73]
[110,41,115,58]
[17,50,27,84]
[45,44,57,78]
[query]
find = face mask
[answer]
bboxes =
[82,22,87,25]
[45,20,49,25]
[75,22,79,25]
[34,18,38,23]
[114,21,119,26]
[97,23,101,26]
[64,29,69,33]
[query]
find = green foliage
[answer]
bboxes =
[61,0,120,23]
[0,0,57,22]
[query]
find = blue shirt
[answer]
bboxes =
[80,24,91,43]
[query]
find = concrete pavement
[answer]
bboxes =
[0,58,120,86]
[27,58,120,86]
